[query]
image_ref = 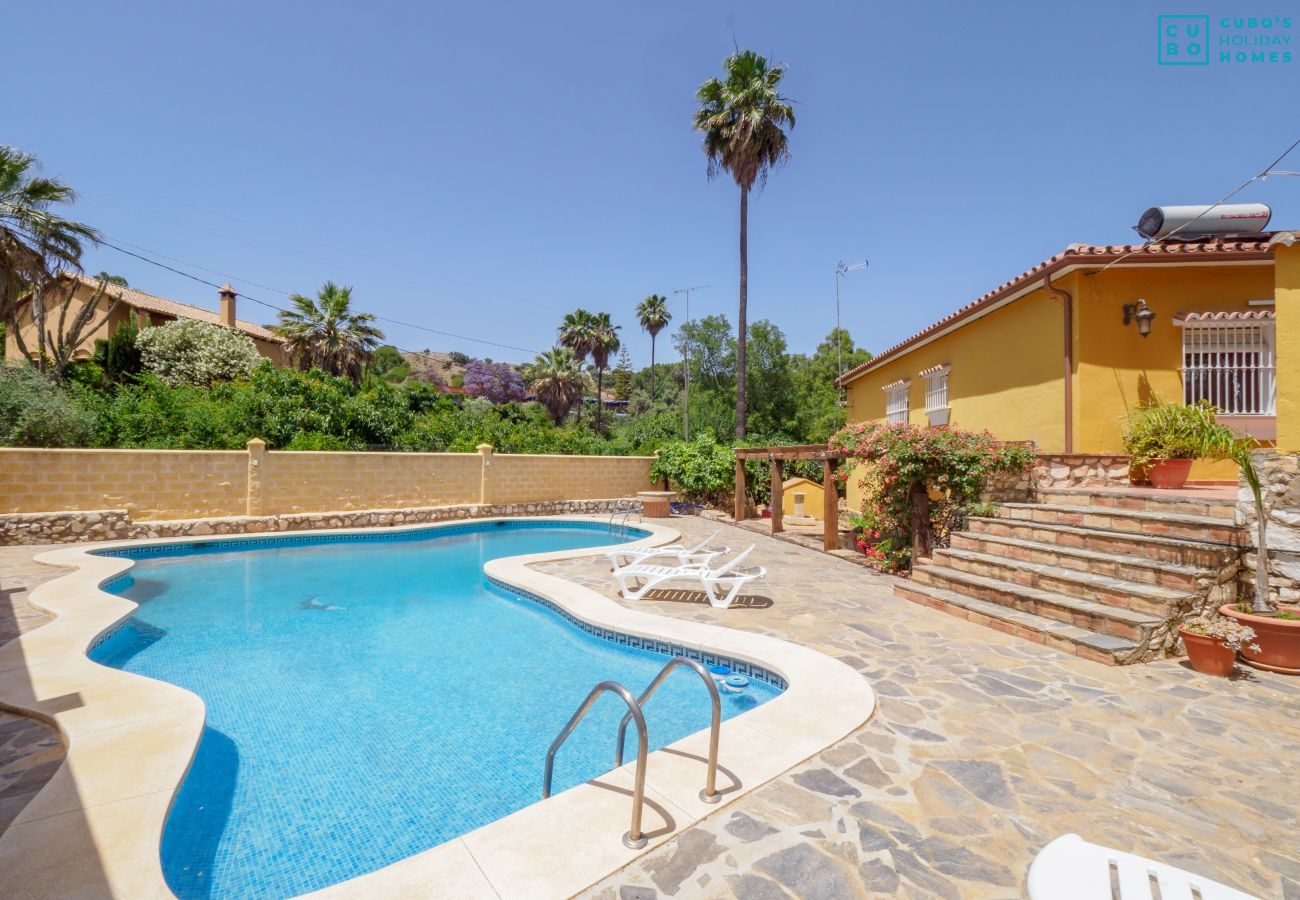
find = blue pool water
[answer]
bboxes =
[90,521,780,899]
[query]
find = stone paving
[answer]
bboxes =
[2,524,1299,897]
[0,547,65,834]
[536,517,1300,900]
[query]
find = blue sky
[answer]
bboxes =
[7,0,1299,366]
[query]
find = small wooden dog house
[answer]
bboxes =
[781,477,825,521]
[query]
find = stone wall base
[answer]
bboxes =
[0,499,642,547]
[980,453,1132,503]
[1238,450,1300,605]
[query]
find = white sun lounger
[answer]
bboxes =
[606,528,730,569]
[612,545,766,609]
[1027,834,1260,900]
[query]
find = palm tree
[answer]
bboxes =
[693,50,795,439]
[589,312,621,432]
[636,294,671,401]
[275,281,384,381]
[558,309,598,423]
[528,347,587,425]
[0,146,100,358]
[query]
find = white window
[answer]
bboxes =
[1180,319,1276,416]
[922,365,950,412]
[883,380,910,424]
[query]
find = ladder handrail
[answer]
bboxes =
[615,657,722,803]
[543,680,650,849]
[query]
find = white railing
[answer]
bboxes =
[1181,322,1276,415]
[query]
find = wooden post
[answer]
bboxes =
[734,457,747,522]
[822,459,838,551]
[770,458,784,533]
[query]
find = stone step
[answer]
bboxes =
[912,562,1165,642]
[949,530,1207,590]
[930,546,1192,618]
[996,502,1243,545]
[967,516,1239,569]
[894,580,1146,666]
[1034,486,1237,521]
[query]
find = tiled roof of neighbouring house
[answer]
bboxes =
[63,272,285,342]
[837,235,1278,386]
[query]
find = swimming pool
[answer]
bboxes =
[89,520,781,899]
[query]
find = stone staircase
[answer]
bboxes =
[895,486,1243,665]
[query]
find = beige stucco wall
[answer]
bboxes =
[0,448,248,519]
[484,453,655,503]
[0,446,655,520]
[259,450,484,514]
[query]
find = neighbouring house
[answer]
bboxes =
[838,231,1300,496]
[4,272,290,366]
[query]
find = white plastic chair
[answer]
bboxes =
[613,545,766,609]
[606,528,729,569]
[1027,834,1260,900]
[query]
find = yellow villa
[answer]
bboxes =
[4,273,290,365]
[839,231,1300,481]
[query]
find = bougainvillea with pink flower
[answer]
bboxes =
[830,421,1032,570]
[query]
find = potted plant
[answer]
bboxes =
[1202,436,1300,674]
[1178,614,1258,677]
[1122,400,1225,489]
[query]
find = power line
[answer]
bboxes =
[95,237,546,358]
[1095,135,1300,275]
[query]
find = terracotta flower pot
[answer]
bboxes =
[1148,458,1194,490]
[1220,603,1300,675]
[1178,627,1237,677]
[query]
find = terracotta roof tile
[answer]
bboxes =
[64,273,285,343]
[837,236,1276,385]
[1174,309,1275,323]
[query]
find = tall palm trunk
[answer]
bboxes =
[650,337,656,402]
[736,186,749,439]
[595,367,605,431]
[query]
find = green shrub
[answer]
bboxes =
[0,365,97,447]
[136,319,263,386]
[649,434,735,505]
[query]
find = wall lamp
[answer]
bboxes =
[1123,298,1156,337]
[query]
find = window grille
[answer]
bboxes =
[884,381,909,424]
[923,366,950,412]
[1181,321,1275,415]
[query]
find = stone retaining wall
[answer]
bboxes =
[981,453,1132,502]
[0,499,641,546]
[1239,450,1300,604]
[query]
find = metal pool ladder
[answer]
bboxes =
[608,498,641,538]
[615,657,722,804]
[542,658,725,849]
[543,681,651,849]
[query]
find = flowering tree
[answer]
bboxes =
[830,421,1033,569]
[462,359,526,404]
[136,319,263,386]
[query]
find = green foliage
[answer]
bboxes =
[649,433,736,505]
[368,345,412,383]
[136,319,262,386]
[831,420,1033,569]
[1122,400,1234,468]
[0,364,97,446]
[93,319,143,384]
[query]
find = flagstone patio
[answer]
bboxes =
[538,517,1300,900]
[2,521,1298,898]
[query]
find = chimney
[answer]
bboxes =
[218,284,237,327]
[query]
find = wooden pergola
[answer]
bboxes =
[733,444,852,551]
